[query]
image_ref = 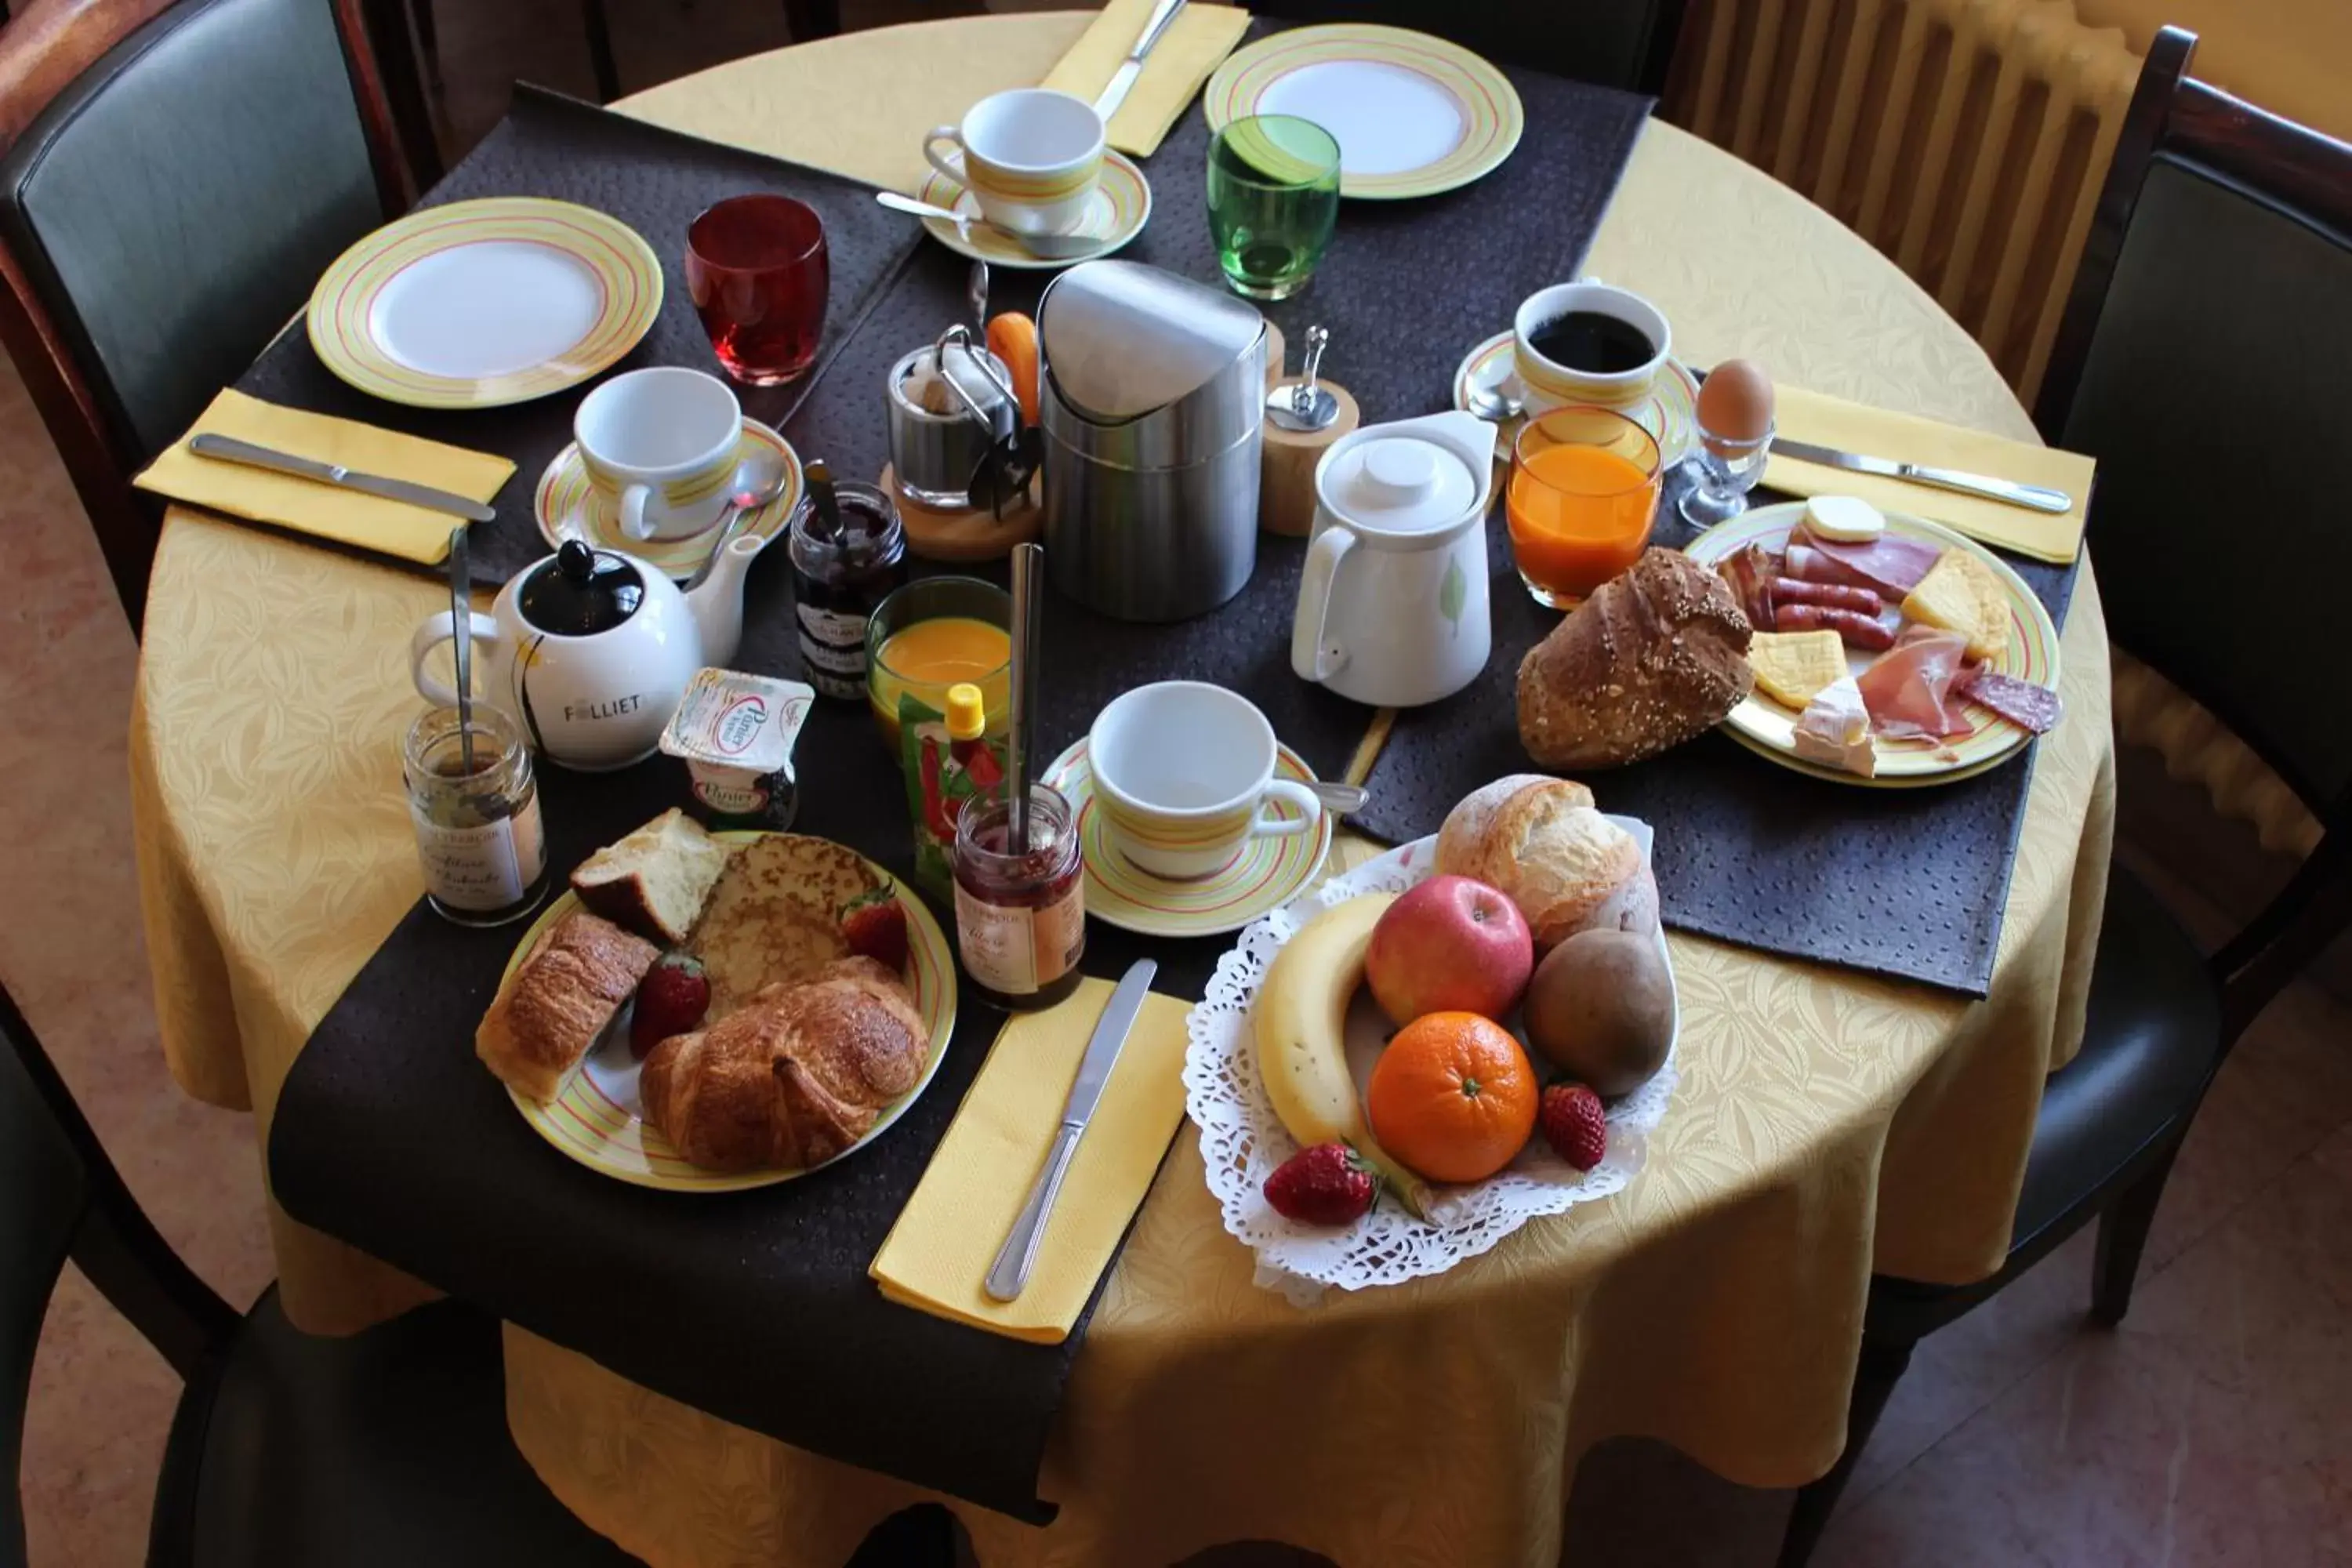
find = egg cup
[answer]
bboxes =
[1679,419,1773,527]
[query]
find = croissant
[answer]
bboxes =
[1518,548,1753,770]
[640,957,928,1171]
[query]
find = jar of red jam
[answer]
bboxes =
[953,784,1084,1010]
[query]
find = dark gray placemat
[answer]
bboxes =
[1352,489,2082,996]
[270,50,1655,1524]
[234,85,921,586]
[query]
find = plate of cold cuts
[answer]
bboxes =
[1685,498,2063,788]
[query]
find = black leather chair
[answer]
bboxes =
[1259,0,1690,95]
[1779,27,2352,1565]
[0,978,652,1566]
[0,0,419,630]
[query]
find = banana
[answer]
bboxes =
[1254,892,1432,1218]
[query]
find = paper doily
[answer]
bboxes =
[1181,829,1679,1302]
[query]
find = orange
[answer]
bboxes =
[985,311,1040,426]
[1365,1012,1539,1184]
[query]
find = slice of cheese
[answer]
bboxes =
[1900,550,2007,662]
[1792,676,1877,776]
[1749,630,1848,709]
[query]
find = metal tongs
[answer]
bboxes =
[1267,324,1339,432]
[931,323,1039,520]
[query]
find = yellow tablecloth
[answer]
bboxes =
[129,14,2116,1567]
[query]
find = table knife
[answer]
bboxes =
[1770,435,2073,514]
[189,433,495,521]
[1092,0,1188,123]
[985,958,1159,1302]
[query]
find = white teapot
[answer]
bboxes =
[412,534,764,771]
[1290,409,1496,708]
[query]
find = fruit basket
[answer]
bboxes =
[1182,828,1679,1301]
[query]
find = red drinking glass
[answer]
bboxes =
[686,194,829,385]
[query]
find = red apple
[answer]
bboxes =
[1363,875,1535,1025]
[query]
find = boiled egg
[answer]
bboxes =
[1696,358,1774,444]
[1804,495,1886,543]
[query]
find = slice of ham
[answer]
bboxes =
[1856,626,1973,739]
[1794,521,1942,596]
[1960,668,2064,735]
[1784,540,1884,592]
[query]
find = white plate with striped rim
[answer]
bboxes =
[500,832,957,1192]
[1044,738,1334,938]
[308,197,662,408]
[1682,502,2063,787]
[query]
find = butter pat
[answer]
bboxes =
[1792,676,1876,776]
[1804,495,1886,543]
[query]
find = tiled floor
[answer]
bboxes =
[9,5,2352,1566]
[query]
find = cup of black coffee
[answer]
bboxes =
[1512,280,1671,412]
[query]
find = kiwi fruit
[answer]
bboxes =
[1523,928,1673,1096]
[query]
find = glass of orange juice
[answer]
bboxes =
[1506,406,1662,608]
[866,577,1013,753]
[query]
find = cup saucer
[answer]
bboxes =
[912,151,1152,271]
[1042,737,1333,938]
[535,419,804,579]
[1451,328,1699,466]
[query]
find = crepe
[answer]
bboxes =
[686,834,885,1016]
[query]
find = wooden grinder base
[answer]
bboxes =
[1259,376,1360,538]
[880,463,1042,562]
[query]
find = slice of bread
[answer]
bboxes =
[1900,550,2007,662]
[570,808,728,947]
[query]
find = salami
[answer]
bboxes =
[1959,668,2063,734]
[1774,602,1898,649]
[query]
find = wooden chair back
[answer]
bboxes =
[0,0,418,630]
[2036,26,2352,1043]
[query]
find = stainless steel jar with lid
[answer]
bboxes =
[1036,260,1268,622]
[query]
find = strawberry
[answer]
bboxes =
[1539,1083,1607,1171]
[1263,1142,1378,1226]
[630,953,709,1060]
[840,887,910,974]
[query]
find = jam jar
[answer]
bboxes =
[952,784,1084,1009]
[789,463,909,702]
[401,704,549,927]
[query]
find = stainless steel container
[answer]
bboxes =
[887,327,1018,510]
[1037,261,1267,621]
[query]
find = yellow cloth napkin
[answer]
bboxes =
[135,390,514,566]
[1041,0,1252,158]
[871,978,1192,1343]
[1759,384,2094,564]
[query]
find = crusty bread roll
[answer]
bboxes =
[1435,777,1641,951]
[1518,548,1753,770]
[476,911,659,1102]
[640,956,927,1172]
[570,808,728,947]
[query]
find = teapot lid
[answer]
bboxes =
[1323,436,1478,537]
[518,541,644,636]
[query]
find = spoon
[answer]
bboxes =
[1466,368,1525,423]
[873,191,1101,261]
[682,445,792,591]
[448,525,475,775]
[1309,781,1367,815]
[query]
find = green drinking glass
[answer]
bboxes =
[1205,114,1342,300]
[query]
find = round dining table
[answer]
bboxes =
[129,12,2115,1567]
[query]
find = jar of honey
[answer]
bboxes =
[952,783,1084,1010]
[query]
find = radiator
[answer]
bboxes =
[1665,0,2143,404]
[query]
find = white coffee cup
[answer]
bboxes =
[923,88,1105,237]
[1512,279,1673,413]
[574,366,742,542]
[1087,682,1323,881]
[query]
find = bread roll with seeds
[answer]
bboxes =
[1517,548,1754,771]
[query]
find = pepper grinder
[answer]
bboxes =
[1259,325,1360,538]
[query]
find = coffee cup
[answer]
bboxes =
[574,366,742,542]
[1087,682,1323,881]
[1512,280,1672,413]
[923,88,1105,237]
